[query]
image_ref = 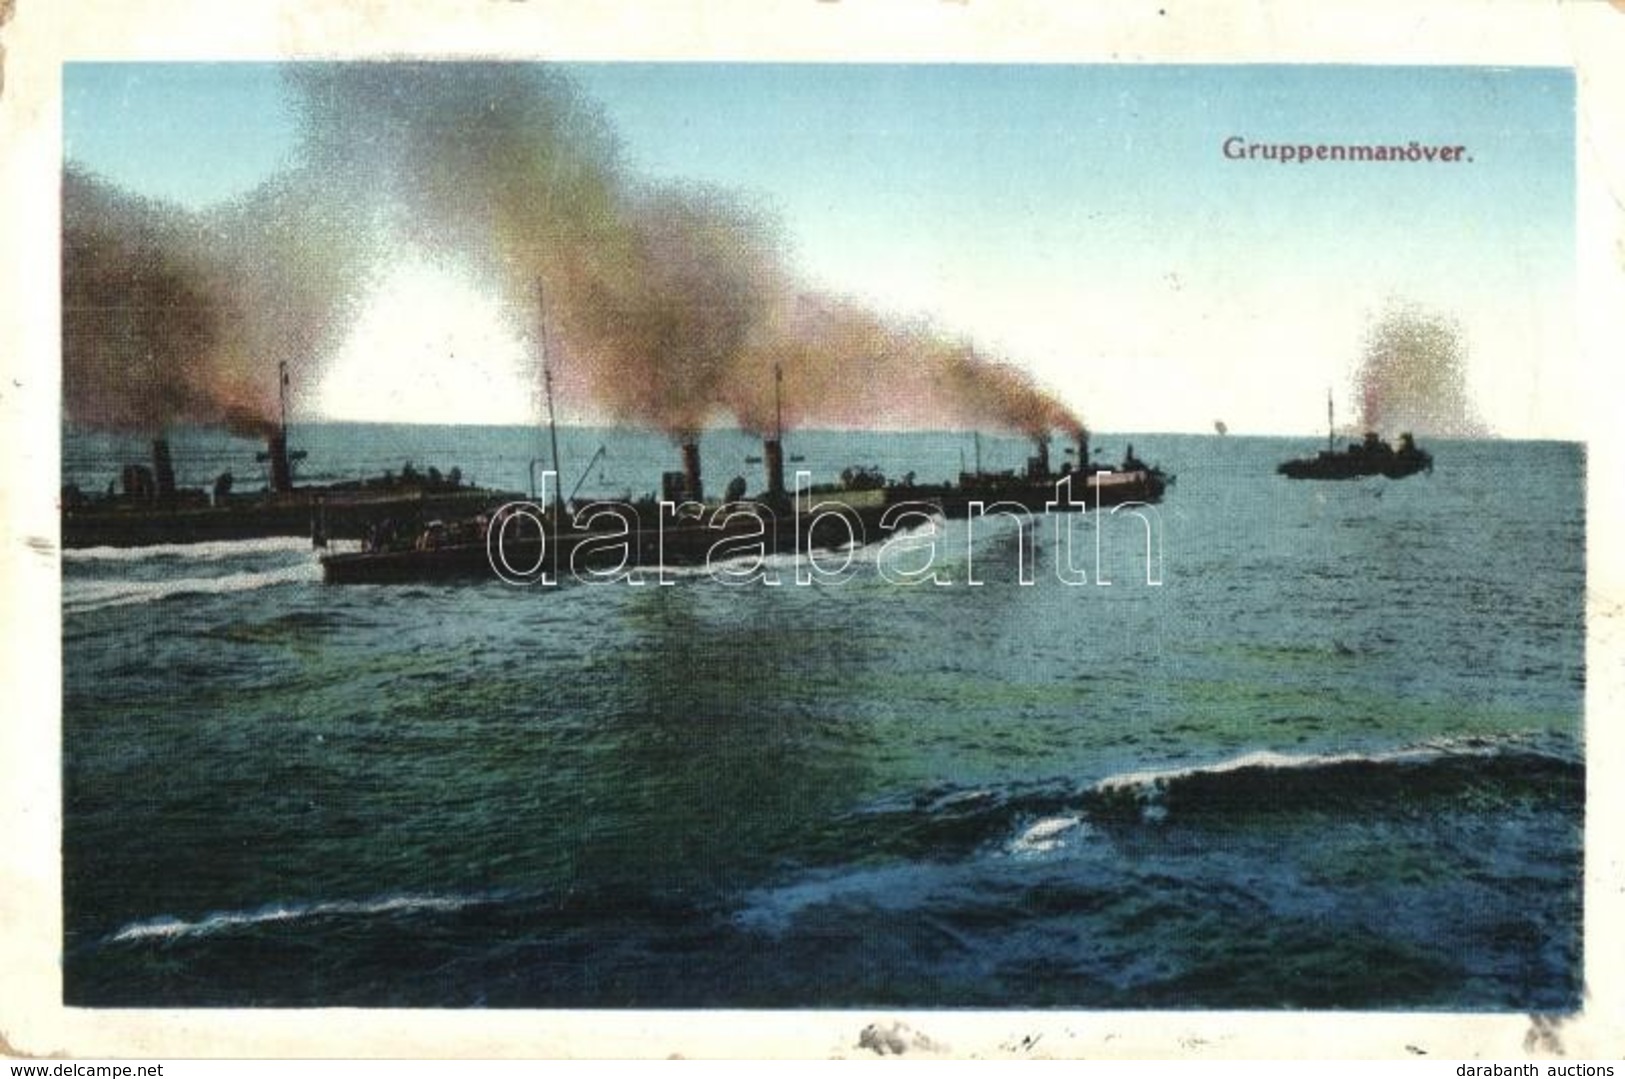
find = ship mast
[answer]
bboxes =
[538,278,566,523]
[279,359,290,436]
[774,362,783,444]
[1327,388,1334,453]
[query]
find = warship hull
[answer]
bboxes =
[62,486,524,549]
[320,463,1170,585]
[320,498,894,585]
[1277,432,1432,481]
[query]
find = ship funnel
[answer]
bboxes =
[763,437,786,500]
[681,439,704,503]
[266,430,293,493]
[151,438,176,499]
[1077,429,1091,471]
[1027,434,1051,480]
[120,463,155,499]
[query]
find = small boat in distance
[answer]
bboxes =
[1277,391,1432,481]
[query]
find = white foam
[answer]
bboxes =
[62,560,321,614]
[109,892,481,944]
[1095,750,1341,794]
[62,536,318,563]
[1008,815,1083,855]
[1092,739,1522,795]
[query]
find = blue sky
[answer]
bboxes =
[63,62,1576,435]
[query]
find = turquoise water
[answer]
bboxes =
[61,427,1585,1008]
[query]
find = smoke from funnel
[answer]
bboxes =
[940,344,1085,442]
[62,169,247,434]
[63,157,371,439]
[560,185,780,441]
[728,292,1085,440]
[1355,303,1488,437]
[65,64,1084,447]
[197,173,372,432]
[282,64,633,419]
[279,64,1083,444]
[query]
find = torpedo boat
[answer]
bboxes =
[60,362,523,549]
[1277,393,1432,481]
[880,428,1170,515]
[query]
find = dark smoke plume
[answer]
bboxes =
[279,64,1083,442]
[282,63,626,391]
[558,184,781,440]
[197,172,373,430]
[61,169,252,434]
[727,290,1084,438]
[65,63,1084,444]
[63,159,371,437]
[1355,303,1488,437]
[941,343,1085,441]
[285,67,794,441]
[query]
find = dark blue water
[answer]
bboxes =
[61,427,1585,1009]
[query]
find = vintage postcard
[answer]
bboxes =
[3,0,1622,1062]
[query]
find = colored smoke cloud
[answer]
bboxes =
[62,169,245,434]
[728,290,1083,440]
[62,161,370,438]
[1355,303,1488,438]
[64,63,1083,444]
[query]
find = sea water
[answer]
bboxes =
[60,427,1584,1008]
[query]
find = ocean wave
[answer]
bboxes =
[62,560,321,614]
[841,781,1079,862]
[824,734,1580,866]
[732,863,963,936]
[1085,736,1583,823]
[62,536,318,563]
[108,891,489,944]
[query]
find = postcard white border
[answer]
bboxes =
[2,0,1621,1060]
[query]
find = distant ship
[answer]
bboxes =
[1277,392,1432,481]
